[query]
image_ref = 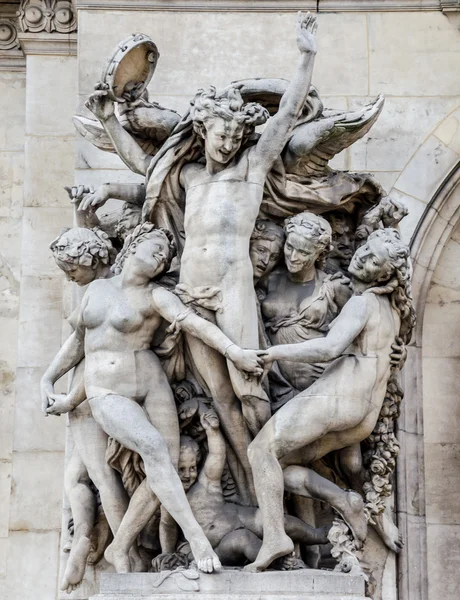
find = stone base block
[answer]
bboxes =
[90,568,367,600]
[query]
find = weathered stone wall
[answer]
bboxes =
[1,5,460,600]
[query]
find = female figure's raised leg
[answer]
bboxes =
[90,394,221,573]
[245,390,365,571]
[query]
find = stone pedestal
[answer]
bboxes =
[89,569,367,600]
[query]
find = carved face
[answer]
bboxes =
[328,213,355,266]
[250,237,283,281]
[348,237,392,283]
[284,232,322,275]
[131,233,170,279]
[203,117,244,164]
[178,448,198,491]
[55,259,98,286]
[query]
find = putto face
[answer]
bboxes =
[250,238,283,280]
[284,232,321,275]
[56,259,97,286]
[131,233,170,279]
[203,117,244,164]
[348,237,391,283]
[178,448,198,491]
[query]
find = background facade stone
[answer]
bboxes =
[1,3,460,599]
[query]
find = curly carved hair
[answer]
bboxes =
[190,86,269,140]
[284,211,333,268]
[250,219,285,247]
[360,228,416,522]
[111,222,176,276]
[50,227,116,268]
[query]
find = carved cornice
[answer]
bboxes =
[18,32,77,55]
[17,1,77,34]
[73,0,459,11]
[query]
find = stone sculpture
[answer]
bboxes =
[40,12,414,599]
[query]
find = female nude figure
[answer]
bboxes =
[45,227,131,593]
[41,223,264,574]
[246,228,415,571]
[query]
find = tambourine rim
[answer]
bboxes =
[101,33,159,103]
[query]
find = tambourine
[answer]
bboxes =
[101,33,159,103]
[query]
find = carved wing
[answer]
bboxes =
[73,116,116,153]
[285,95,385,176]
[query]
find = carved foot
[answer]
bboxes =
[243,534,294,572]
[104,541,131,573]
[336,490,367,543]
[189,537,221,573]
[372,511,404,553]
[60,536,92,594]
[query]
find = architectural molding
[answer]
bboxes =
[73,0,459,12]
[0,50,26,71]
[18,32,77,55]
[17,1,77,34]
[0,18,21,51]
[0,11,26,71]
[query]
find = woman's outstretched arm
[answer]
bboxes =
[266,295,370,364]
[151,286,263,376]
[253,12,317,174]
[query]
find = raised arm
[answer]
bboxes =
[253,12,317,174]
[266,295,370,364]
[85,83,151,175]
[151,286,263,376]
[198,411,227,489]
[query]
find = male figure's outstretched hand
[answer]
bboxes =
[296,12,318,55]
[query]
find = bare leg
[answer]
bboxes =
[106,375,180,571]
[71,402,129,536]
[88,510,112,565]
[337,444,401,551]
[338,444,365,492]
[245,441,294,572]
[245,389,369,571]
[105,480,159,572]
[214,529,262,565]
[283,466,367,542]
[372,503,404,554]
[61,448,96,593]
[238,505,329,547]
[90,394,221,573]
[215,290,272,437]
[284,515,330,546]
[186,333,255,504]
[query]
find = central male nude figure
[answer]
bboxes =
[85,12,319,498]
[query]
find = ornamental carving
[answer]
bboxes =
[0,19,20,50]
[17,0,77,34]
